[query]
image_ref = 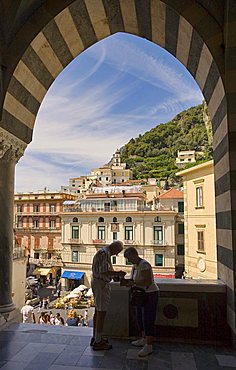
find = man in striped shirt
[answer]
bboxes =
[91,240,125,351]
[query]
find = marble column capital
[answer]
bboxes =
[0,127,27,162]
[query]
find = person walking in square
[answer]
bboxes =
[21,300,36,324]
[91,240,125,351]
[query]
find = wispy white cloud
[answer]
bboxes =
[89,34,202,103]
[15,33,203,192]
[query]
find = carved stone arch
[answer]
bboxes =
[0,0,236,340]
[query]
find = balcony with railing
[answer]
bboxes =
[151,239,167,245]
[68,238,83,245]
[92,239,106,244]
[15,226,61,233]
[63,203,178,213]
[124,240,136,245]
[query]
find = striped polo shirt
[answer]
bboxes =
[92,247,114,282]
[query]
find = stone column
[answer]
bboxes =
[0,128,26,314]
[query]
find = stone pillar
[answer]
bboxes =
[0,128,26,314]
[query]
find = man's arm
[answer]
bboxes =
[100,270,126,279]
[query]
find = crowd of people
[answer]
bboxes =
[22,240,159,358]
[21,301,89,327]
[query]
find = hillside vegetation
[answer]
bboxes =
[121,103,213,181]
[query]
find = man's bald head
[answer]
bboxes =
[109,240,123,256]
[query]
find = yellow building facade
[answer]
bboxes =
[177,160,217,279]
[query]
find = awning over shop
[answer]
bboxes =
[33,268,52,276]
[61,271,84,280]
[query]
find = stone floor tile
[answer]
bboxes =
[100,355,124,369]
[24,363,50,370]
[123,359,148,370]
[0,342,28,361]
[0,362,7,369]
[171,352,197,370]
[194,352,220,370]
[50,366,116,370]
[49,366,80,370]
[29,351,59,366]
[126,349,149,361]
[61,345,86,353]
[76,354,104,368]
[9,342,46,363]
[41,333,74,345]
[216,355,236,367]
[100,349,127,369]
[83,346,106,356]
[69,336,91,346]
[42,343,66,353]
[0,362,27,370]
[148,350,172,370]
[53,351,84,366]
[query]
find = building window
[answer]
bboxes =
[196,186,203,207]
[112,256,116,264]
[155,254,163,266]
[48,238,54,248]
[71,226,79,239]
[197,231,204,251]
[125,226,133,241]
[33,204,39,213]
[113,217,117,223]
[34,237,40,248]
[154,216,161,222]
[178,201,184,213]
[113,232,117,240]
[126,217,132,222]
[34,252,39,259]
[33,219,39,228]
[98,217,104,222]
[73,217,78,222]
[153,226,163,243]
[50,220,55,229]
[178,223,184,234]
[17,204,23,213]
[98,226,105,240]
[72,251,78,262]
[50,205,55,213]
[177,244,184,255]
[17,216,22,228]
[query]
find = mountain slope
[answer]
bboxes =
[121,103,213,181]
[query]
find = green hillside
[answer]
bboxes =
[121,102,213,182]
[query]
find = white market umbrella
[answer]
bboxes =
[85,288,93,297]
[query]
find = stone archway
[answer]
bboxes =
[0,0,235,339]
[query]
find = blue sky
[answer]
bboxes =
[15,33,203,192]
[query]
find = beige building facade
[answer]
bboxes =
[176,150,196,167]
[177,160,217,279]
[60,187,184,290]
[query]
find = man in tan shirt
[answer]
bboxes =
[91,240,125,350]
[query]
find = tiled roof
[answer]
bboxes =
[159,188,183,199]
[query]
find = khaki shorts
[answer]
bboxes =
[91,278,111,311]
